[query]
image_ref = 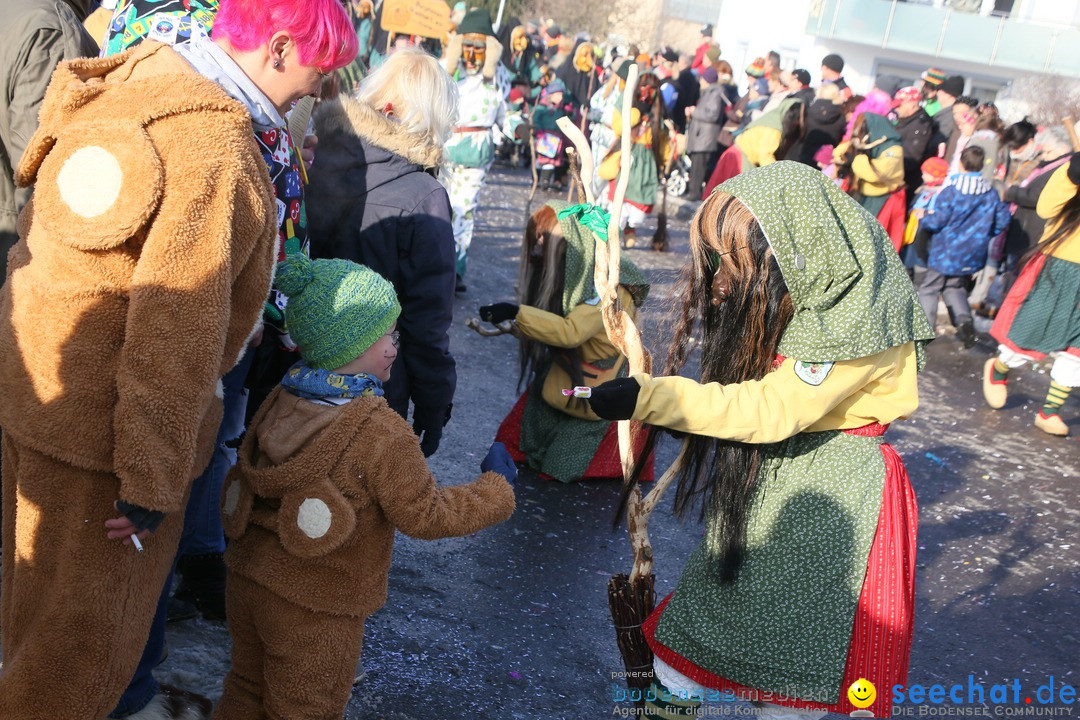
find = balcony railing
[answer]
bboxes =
[806,0,1080,75]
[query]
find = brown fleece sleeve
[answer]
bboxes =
[365,410,515,540]
[113,112,275,513]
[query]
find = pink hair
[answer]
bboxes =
[213,0,358,73]
[844,89,892,139]
[812,144,834,168]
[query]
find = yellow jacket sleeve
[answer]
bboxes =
[631,344,920,444]
[611,107,643,138]
[851,145,904,194]
[1034,164,1080,263]
[736,126,781,168]
[515,287,634,349]
[832,141,851,166]
[1036,164,1075,221]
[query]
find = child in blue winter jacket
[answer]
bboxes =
[918,146,1011,348]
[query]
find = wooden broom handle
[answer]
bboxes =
[560,68,670,583]
[556,118,596,205]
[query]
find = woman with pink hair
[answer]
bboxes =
[0,2,355,719]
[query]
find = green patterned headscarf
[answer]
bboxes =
[718,162,934,367]
[547,200,650,315]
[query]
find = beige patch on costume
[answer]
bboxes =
[297,498,333,539]
[57,146,123,218]
[31,121,163,249]
[793,360,833,386]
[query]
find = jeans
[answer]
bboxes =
[180,351,252,555]
[111,351,253,716]
[687,150,718,200]
[990,250,1027,308]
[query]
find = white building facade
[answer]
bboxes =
[709,0,1080,104]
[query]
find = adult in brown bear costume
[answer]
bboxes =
[0,0,357,715]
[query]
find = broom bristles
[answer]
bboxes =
[608,573,656,691]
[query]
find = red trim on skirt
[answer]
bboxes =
[643,435,917,718]
[495,391,655,481]
[877,189,909,253]
[990,253,1048,360]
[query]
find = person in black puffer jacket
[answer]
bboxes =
[892,86,938,201]
[792,83,846,167]
[308,47,457,457]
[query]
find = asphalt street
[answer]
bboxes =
[148,164,1079,718]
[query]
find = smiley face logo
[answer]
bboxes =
[847,678,877,709]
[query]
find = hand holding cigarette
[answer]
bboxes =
[106,499,165,551]
[104,514,151,550]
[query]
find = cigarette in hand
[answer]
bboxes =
[561,386,592,398]
[131,534,144,553]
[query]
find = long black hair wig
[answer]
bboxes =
[620,192,794,583]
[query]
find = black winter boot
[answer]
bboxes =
[957,321,977,349]
[173,553,227,621]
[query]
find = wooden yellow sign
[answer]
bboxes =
[381,0,452,39]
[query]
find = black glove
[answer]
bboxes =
[587,377,642,421]
[116,499,166,533]
[415,426,442,456]
[481,441,517,484]
[413,404,451,457]
[1068,151,1080,185]
[479,302,519,324]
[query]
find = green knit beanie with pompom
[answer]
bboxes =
[276,254,401,370]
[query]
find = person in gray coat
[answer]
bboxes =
[684,67,726,201]
[308,47,458,457]
[1,0,98,283]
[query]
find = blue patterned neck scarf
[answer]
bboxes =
[281,362,384,400]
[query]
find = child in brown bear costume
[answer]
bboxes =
[215,253,517,720]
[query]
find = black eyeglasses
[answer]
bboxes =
[386,330,400,348]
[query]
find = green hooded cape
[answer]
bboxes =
[654,162,930,706]
[516,201,649,482]
[549,200,650,313]
[860,111,902,159]
[742,97,800,134]
[718,161,933,368]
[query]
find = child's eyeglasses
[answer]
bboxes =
[386,330,401,348]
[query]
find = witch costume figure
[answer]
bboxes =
[834,112,908,250]
[985,159,1080,437]
[439,8,508,290]
[588,161,934,718]
[482,201,653,483]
